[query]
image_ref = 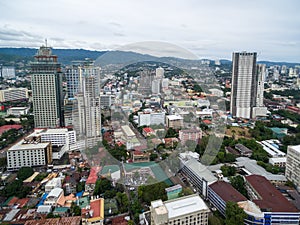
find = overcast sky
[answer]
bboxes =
[0,0,299,62]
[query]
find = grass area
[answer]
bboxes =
[225,127,251,139]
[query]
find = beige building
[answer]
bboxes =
[150,194,210,225]
[0,87,28,102]
[285,145,300,191]
[166,115,183,129]
[6,137,52,171]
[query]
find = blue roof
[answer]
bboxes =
[76,191,84,197]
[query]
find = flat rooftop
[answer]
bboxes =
[8,140,50,151]
[246,175,299,212]
[164,194,209,219]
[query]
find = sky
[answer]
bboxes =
[0,0,299,62]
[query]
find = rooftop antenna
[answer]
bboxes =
[45,38,47,47]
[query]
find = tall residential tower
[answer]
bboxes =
[230,52,266,119]
[31,45,64,128]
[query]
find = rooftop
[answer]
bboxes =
[0,124,22,135]
[89,198,104,219]
[24,216,82,225]
[164,194,209,219]
[245,175,299,212]
[8,139,50,151]
[47,188,63,198]
[166,115,183,120]
[209,181,247,202]
[86,166,101,184]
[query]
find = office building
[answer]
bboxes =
[31,45,64,128]
[6,107,29,116]
[150,194,210,225]
[0,88,28,102]
[285,145,300,192]
[6,137,52,171]
[152,79,161,94]
[230,52,266,119]
[65,65,80,99]
[138,70,155,94]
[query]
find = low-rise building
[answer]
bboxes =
[150,194,210,225]
[6,107,30,116]
[6,138,52,171]
[132,151,150,163]
[166,115,183,129]
[85,167,101,193]
[0,87,28,102]
[179,129,202,144]
[285,145,300,192]
[269,157,286,167]
[45,177,62,193]
[44,188,64,206]
[82,197,104,225]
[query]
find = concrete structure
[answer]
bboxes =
[150,194,210,225]
[132,151,150,163]
[24,217,82,225]
[138,111,165,127]
[45,177,62,193]
[180,158,217,198]
[235,144,253,157]
[6,138,52,171]
[166,115,183,129]
[152,79,161,94]
[85,167,101,193]
[31,45,64,128]
[82,198,104,225]
[165,184,182,200]
[1,66,15,79]
[75,61,101,147]
[0,88,28,102]
[286,145,300,192]
[100,94,112,108]
[155,67,164,79]
[230,52,266,119]
[208,181,247,216]
[179,129,202,144]
[244,175,300,225]
[6,107,29,116]
[44,188,64,206]
[269,157,286,167]
[36,128,76,147]
[65,64,80,99]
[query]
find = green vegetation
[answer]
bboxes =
[17,167,34,181]
[220,165,236,177]
[34,173,48,182]
[0,128,23,150]
[225,201,247,225]
[70,202,81,216]
[0,180,31,198]
[275,109,300,124]
[76,182,85,192]
[229,175,248,198]
[116,192,129,213]
[249,121,274,141]
[93,178,113,196]
[138,181,168,204]
[257,161,282,174]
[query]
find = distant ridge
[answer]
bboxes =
[0,47,299,66]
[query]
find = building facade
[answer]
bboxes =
[150,194,210,225]
[0,88,28,102]
[230,52,263,119]
[6,139,52,171]
[31,45,64,128]
[285,145,300,192]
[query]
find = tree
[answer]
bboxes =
[221,165,236,177]
[116,192,129,213]
[138,182,168,204]
[93,178,113,196]
[225,201,247,225]
[70,202,81,216]
[229,176,248,198]
[76,182,85,192]
[17,167,34,181]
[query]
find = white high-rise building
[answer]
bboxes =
[285,145,300,192]
[256,64,266,107]
[230,52,266,119]
[31,45,64,128]
[75,62,101,147]
[155,67,164,79]
[152,79,161,94]
[1,66,15,79]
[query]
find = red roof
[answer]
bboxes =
[16,198,30,208]
[209,181,247,202]
[202,119,212,125]
[7,196,19,206]
[143,127,154,133]
[90,198,103,218]
[0,124,22,135]
[86,167,101,184]
[245,175,299,212]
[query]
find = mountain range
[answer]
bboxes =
[0,47,299,67]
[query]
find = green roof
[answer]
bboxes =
[101,165,120,175]
[53,207,69,213]
[2,196,14,207]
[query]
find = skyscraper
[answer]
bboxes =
[74,61,101,147]
[31,45,64,128]
[230,52,260,119]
